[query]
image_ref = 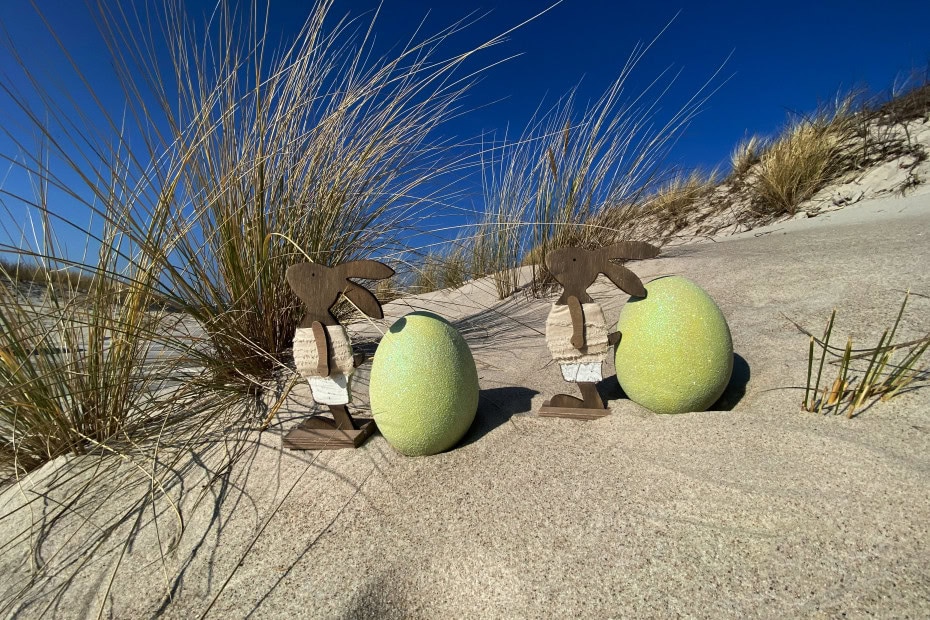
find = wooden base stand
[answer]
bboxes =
[283,405,376,450]
[537,382,610,421]
[537,405,610,420]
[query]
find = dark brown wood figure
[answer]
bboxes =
[283,260,394,450]
[540,242,660,419]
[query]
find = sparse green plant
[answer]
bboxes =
[800,293,929,417]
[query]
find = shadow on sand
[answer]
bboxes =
[712,353,750,411]
[458,386,539,447]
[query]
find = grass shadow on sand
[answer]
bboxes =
[458,387,540,448]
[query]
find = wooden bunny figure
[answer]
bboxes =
[282,259,394,449]
[539,242,659,418]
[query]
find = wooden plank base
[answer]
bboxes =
[537,405,610,420]
[282,418,376,450]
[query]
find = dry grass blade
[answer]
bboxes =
[803,336,815,411]
[809,309,836,412]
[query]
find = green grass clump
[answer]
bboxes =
[0,213,205,478]
[440,246,470,291]
[132,2,502,386]
[412,253,443,294]
[801,293,929,418]
[871,81,930,124]
[2,0,514,393]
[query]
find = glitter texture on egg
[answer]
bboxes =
[369,311,478,455]
[614,276,733,414]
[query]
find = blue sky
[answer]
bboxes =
[1,0,929,255]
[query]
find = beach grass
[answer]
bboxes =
[119,1,512,388]
[640,169,720,234]
[730,134,767,177]
[748,98,857,216]
[0,0,535,612]
[800,293,929,417]
[0,184,212,479]
[465,30,726,298]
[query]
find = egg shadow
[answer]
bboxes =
[710,353,750,411]
[597,374,627,405]
[458,386,539,448]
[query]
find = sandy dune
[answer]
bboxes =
[2,190,929,618]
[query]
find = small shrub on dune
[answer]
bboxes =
[471,216,523,300]
[730,134,767,177]
[750,102,856,216]
[641,169,719,233]
[374,278,403,305]
[411,246,471,294]
[871,81,930,124]
[412,254,442,295]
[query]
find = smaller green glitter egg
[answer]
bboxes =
[370,311,478,455]
[614,276,733,414]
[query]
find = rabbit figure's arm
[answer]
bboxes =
[311,321,331,377]
[567,295,586,350]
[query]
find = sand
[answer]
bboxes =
[2,191,929,618]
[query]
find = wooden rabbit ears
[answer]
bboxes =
[286,260,395,327]
[545,242,660,302]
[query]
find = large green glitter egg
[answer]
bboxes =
[614,276,733,414]
[370,311,479,456]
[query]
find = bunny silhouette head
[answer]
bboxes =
[545,242,660,304]
[286,260,395,327]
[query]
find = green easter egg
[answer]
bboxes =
[615,276,733,414]
[370,311,478,456]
